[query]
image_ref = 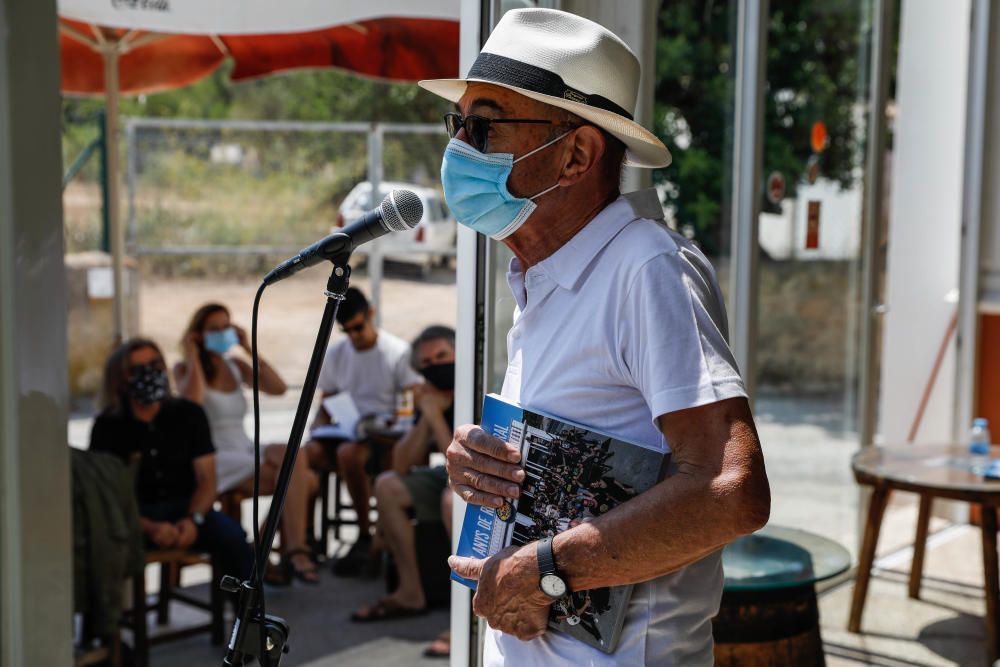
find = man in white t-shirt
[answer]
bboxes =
[303,287,422,576]
[418,9,771,666]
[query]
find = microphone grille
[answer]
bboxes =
[380,190,423,231]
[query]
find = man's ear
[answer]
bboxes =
[367,307,377,322]
[558,125,606,187]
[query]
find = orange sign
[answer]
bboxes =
[811,121,828,153]
[806,200,821,249]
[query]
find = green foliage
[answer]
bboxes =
[653,0,871,256]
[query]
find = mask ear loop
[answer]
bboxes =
[514,130,574,201]
[513,129,574,164]
[529,182,561,201]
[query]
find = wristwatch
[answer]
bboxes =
[537,537,568,599]
[190,512,206,527]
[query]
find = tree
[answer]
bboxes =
[653,0,867,257]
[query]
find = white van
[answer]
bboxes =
[334,181,456,273]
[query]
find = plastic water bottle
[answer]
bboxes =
[969,417,992,475]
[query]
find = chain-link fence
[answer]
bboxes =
[120,118,449,278]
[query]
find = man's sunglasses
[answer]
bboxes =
[444,112,552,153]
[340,322,366,335]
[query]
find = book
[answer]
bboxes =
[309,392,360,441]
[453,393,667,654]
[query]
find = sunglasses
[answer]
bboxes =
[340,322,366,335]
[444,112,553,153]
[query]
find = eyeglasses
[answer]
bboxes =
[444,112,553,153]
[340,322,366,335]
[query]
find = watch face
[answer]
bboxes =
[540,573,567,598]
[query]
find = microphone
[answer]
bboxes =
[263,189,423,285]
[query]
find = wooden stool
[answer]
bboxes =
[121,550,224,667]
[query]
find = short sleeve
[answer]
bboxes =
[618,251,747,421]
[394,344,423,388]
[317,344,341,395]
[183,400,216,458]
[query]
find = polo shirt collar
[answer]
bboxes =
[543,188,665,291]
[507,188,664,304]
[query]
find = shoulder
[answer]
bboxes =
[323,339,351,366]
[166,397,209,419]
[92,409,124,430]
[376,330,411,357]
[613,220,718,293]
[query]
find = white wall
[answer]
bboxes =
[879,0,970,443]
[759,178,862,260]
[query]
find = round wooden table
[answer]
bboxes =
[713,525,850,666]
[850,444,1000,664]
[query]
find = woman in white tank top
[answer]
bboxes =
[174,303,320,584]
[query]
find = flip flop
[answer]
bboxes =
[350,597,428,623]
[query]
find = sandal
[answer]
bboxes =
[423,630,450,658]
[350,597,428,623]
[285,548,320,585]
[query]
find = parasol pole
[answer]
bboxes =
[101,43,126,343]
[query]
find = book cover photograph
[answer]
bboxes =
[453,394,666,653]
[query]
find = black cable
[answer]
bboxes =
[250,281,269,666]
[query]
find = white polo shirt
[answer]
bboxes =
[485,189,747,667]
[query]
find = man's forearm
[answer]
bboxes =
[553,461,768,591]
[423,408,454,455]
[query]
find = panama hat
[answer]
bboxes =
[419,8,671,168]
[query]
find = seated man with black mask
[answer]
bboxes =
[351,325,455,636]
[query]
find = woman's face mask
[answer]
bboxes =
[204,326,239,355]
[127,363,169,405]
[439,131,571,240]
[419,362,455,392]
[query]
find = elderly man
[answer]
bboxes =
[418,8,770,667]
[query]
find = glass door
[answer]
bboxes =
[752,0,880,557]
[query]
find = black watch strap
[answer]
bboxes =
[537,537,556,575]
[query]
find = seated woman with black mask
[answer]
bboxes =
[89,337,252,583]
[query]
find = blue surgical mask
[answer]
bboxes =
[204,327,239,355]
[440,132,570,240]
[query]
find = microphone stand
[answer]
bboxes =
[222,255,352,666]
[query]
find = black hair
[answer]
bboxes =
[410,325,456,369]
[335,287,370,325]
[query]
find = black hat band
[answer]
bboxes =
[467,52,634,121]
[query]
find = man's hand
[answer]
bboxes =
[419,388,452,416]
[446,424,525,508]
[450,543,551,641]
[174,518,198,549]
[148,521,179,548]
